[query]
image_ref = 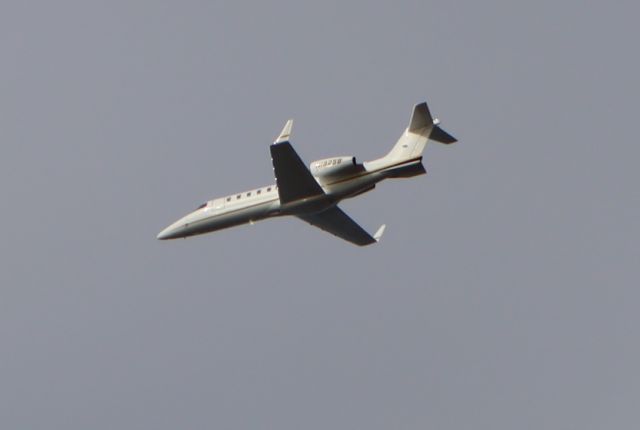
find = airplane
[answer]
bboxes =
[157,101,456,246]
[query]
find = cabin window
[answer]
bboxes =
[226,197,231,202]
[267,187,271,192]
[236,194,241,199]
[257,189,261,194]
[246,192,251,197]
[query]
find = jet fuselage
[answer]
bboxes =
[157,101,456,246]
[156,167,387,240]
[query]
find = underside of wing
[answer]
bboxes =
[297,206,384,246]
[270,141,324,204]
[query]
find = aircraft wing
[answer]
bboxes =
[297,206,385,246]
[270,140,325,204]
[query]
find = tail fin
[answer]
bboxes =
[365,102,456,171]
[408,102,457,144]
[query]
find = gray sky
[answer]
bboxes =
[1,1,639,428]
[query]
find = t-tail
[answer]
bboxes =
[364,101,456,176]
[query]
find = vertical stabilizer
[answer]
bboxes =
[364,101,456,172]
[408,102,434,133]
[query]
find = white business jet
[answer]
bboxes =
[157,101,456,246]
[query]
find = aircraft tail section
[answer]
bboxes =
[407,102,457,143]
[392,101,457,160]
[364,101,456,173]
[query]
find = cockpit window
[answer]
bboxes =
[196,202,207,210]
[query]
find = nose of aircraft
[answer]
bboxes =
[157,223,182,240]
[158,212,196,240]
[156,227,173,240]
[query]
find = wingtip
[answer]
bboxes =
[274,119,294,144]
[374,224,386,242]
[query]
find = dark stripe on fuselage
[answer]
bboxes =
[183,157,421,237]
[322,157,422,188]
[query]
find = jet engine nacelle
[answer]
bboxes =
[310,156,360,178]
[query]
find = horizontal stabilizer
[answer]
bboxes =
[430,124,457,144]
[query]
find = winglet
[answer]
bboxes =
[373,224,386,242]
[274,119,293,144]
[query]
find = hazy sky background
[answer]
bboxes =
[1,1,638,428]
